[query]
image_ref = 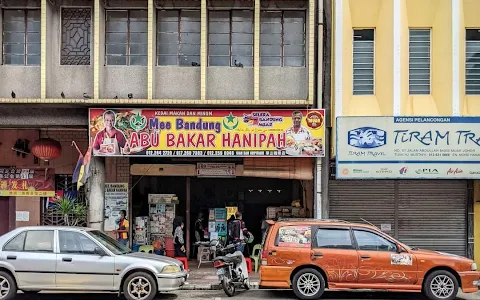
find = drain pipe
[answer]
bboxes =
[315,0,332,219]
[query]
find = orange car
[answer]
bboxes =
[260,219,480,300]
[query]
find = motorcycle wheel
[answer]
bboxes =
[222,278,236,297]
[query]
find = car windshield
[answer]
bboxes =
[86,230,132,255]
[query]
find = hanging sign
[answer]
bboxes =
[197,163,236,178]
[89,108,325,157]
[0,168,54,197]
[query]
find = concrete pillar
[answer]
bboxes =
[88,156,105,230]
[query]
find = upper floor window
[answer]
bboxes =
[466,29,480,95]
[409,29,431,95]
[105,10,148,66]
[61,8,92,65]
[208,10,253,67]
[260,11,306,67]
[157,10,201,66]
[2,9,41,66]
[353,29,374,95]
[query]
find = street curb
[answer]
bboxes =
[181,282,260,291]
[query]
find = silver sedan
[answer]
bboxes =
[0,226,188,300]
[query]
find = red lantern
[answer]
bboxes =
[31,138,62,161]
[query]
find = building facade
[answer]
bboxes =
[0,0,323,256]
[330,0,480,262]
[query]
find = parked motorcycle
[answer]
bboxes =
[195,240,249,297]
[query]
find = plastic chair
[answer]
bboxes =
[139,245,154,254]
[245,258,252,274]
[250,244,262,272]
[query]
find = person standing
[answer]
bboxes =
[193,213,205,258]
[194,212,205,242]
[228,212,248,253]
[173,216,186,257]
[115,210,129,246]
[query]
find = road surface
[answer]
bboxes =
[14,290,480,300]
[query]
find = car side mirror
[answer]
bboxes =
[94,247,106,256]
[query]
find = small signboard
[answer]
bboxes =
[196,163,236,178]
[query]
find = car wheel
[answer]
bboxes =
[0,271,17,300]
[292,268,325,300]
[122,272,157,300]
[423,270,459,300]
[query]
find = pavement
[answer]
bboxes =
[13,290,480,300]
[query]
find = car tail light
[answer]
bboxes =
[213,260,225,268]
[261,250,268,266]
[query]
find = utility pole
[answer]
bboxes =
[87,156,105,230]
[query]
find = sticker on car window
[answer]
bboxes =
[277,226,311,248]
[391,253,413,266]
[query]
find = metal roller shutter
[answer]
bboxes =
[329,180,396,237]
[397,180,467,256]
[328,180,467,257]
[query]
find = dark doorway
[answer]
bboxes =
[0,197,12,236]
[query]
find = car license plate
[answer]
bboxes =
[216,268,224,275]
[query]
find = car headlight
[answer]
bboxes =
[161,265,181,274]
[472,263,477,271]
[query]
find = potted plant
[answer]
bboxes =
[54,194,87,226]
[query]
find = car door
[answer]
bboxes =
[55,230,115,290]
[353,228,417,285]
[311,226,359,284]
[1,229,56,289]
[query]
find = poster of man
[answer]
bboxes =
[92,110,130,155]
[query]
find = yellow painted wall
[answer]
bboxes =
[340,0,393,116]
[404,0,452,115]
[462,0,480,116]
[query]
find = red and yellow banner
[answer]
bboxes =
[89,109,325,157]
[0,168,55,197]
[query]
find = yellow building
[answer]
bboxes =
[330,0,480,262]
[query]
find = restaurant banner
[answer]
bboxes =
[89,109,325,157]
[0,168,55,197]
[336,116,480,179]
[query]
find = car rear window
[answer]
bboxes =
[275,225,312,248]
[261,223,272,249]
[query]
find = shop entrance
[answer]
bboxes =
[131,175,306,258]
[190,177,298,247]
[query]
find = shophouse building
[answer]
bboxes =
[0,0,324,257]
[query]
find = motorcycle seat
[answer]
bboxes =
[215,253,243,264]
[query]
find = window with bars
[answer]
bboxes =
[409,29,431,95]
[353,29,374,95]
[105,10,148,66]
[2,9,41,65]
[208,10,253,67]
[466,29,480,95]
[61,8,91,65]
[157,10,201,66]
[260,11,305,67]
